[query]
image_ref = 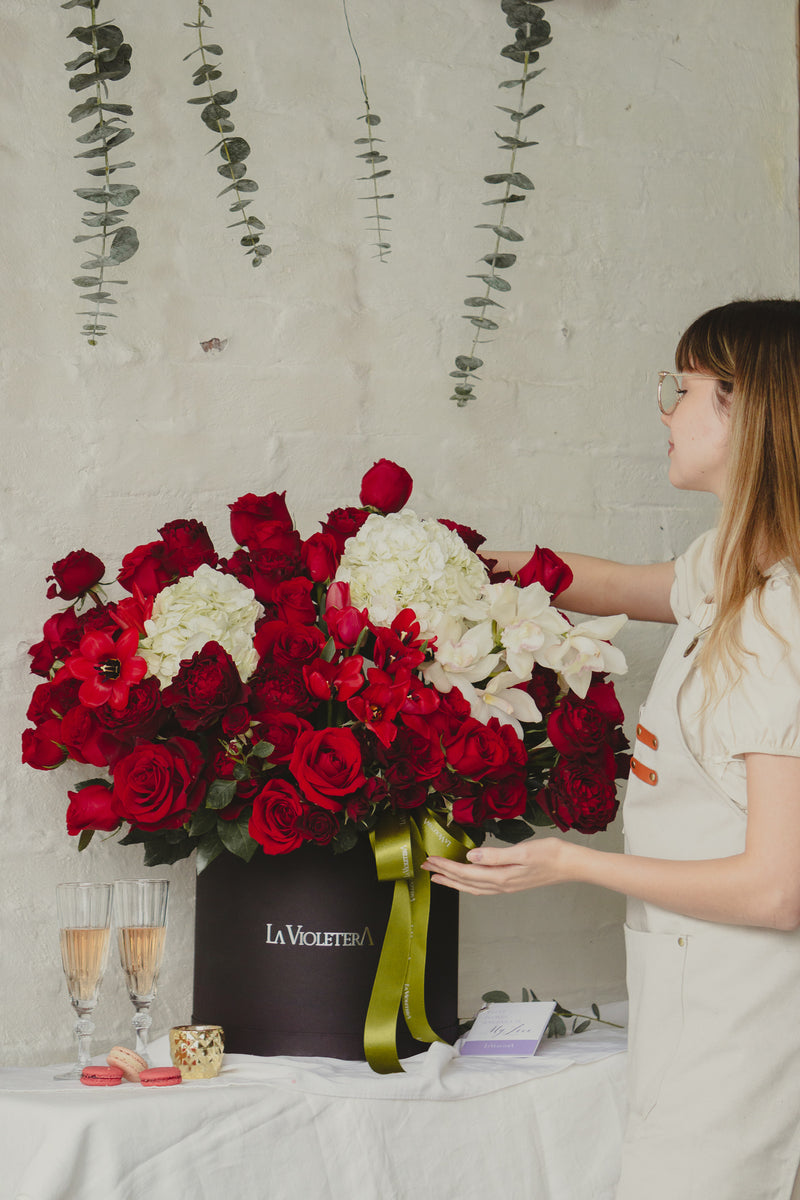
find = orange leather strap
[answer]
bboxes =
[630,756,658,786]
[635,723,659,751]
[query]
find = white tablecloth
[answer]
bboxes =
[1,1005,628,1200]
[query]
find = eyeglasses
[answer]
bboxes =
[657,371,719,415]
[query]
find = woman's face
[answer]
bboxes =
[660,373,731,498]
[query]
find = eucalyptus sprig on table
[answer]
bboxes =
[342,0,393,261]
[63,0,139,346]
[449,0,555,406]
[457,987,623,1039]
[184,1,271,267]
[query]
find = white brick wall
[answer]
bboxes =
[1,0,797,1065]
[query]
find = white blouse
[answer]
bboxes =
[670,529,800,811]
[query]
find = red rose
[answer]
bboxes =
[159,519,218,577]
[249,780,307,854]
[584,676,625,726]
[321,507,369,555]
[271,577,317,625]
[299,807,339,845]
[111,737,205,830]
[229,492,294,548]
[526,664,560,717]
[29,608,83,676]
[161,641,248,731]
[21,721,68,770]
[254,712,313,763]
[67,783,119,836]
[359,459,413,513]
[254,620,326,668]
[444,717,514,780]
[222,704,251,737]
[437,519,486,553]
[290,728,366,811]
[538,756,619,834]
[383,724,444,781]
[480,777,528,820]
[46,550,105,601]
[301,532,340,582]
[248,535,304,604]
[27,676,81,726]
[516,546,573,598]
[118,541,173,597]
[547,695,610,757]
[59,705,124,769]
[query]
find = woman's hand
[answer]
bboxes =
[421,837,572,896]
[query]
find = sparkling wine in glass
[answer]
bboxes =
[55,882,113,1081]
[113,879,169,1065]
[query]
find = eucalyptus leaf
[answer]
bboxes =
[482,252,517,268]
[252,245,272,257]
[494,133,538,149]
[358,169,391,180]
[465,316,500,330]
[209,89,238,105]
[455,355,484,371]
[217,161,247,180]
[475,223,524,241]
[61,1,99,9]
[219,137,250,162]
[573,1019,591,1034]
[482,193,526,205]
[482,990,511,1004]
[107,226,138,264]
[467,273,512,291]
[356,152,387,162]
[88,161,135,176]
[464,296,503,308]
[69,24,124,51]
[240,234,260,246]
[75,184,140,205]
[202,43,224,55]
[193,67,223,84]
[217,178,258,196]
[361,193,394,200]
[362,113,381,126]
[72,276,100,287]
[80,292,113,301]
[76,120,125,144]
[228,199,253,211]
[79,214,125,227]
[498,68,544,87]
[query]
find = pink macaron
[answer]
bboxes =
[106,1045,148,1083]
[139,1066,182,1088]
[80,1065,123,1087]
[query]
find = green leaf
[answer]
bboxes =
[482,252,517,268]
[482,194,527,206]
[107,226,138,264]
[218,178,258,197]
[218,161,247,180]
[77,829,95,851]
[475,223,524,241]
[548,1013,567,1038]
[493,818,535,843]
[240,234,261,247]
[464,316,500,330]
[592,1003,600,1018]
[206,778,238,810]
[481,990,510,1004]
[219,137,251,162]
[72,275,100,287]
[496,103,545,121]
[193,67,223,85]
[467,273,512,292]
[361,113,381,126]
[80,292,114,302]
[243,216,265,231]
[200,2,213,15]
[360,193,394,200]
[252,245,272,258]
[143,836,194,867]
[455,355,483,371]
[354,137,384,144]
[494,133,538,149]
[74,128,135,158]
[217,815,259,862]
[195,830,224,874]
[358,169,391,180]
[75,184,140,206]
[498,69,545,87]
[228,199,253,211]
[464,296,503,308]
[573,1019,591,1034]
[69,24,123,51]
[356,152,387,162]
[484,172,534,189]
[87,161,135,176]
[208,89,238,105]
[79,214,125,228]
[202,43,224,55]
[188,808,218,838]
[250,739,274,758]
[332,825,359,854]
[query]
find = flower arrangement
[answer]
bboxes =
[22,459,629,872]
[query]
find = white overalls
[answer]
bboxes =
[616,611,800,1200]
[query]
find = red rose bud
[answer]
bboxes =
[229,492,294,548]
[46,550,105,601]
[516,546,574,598]
[117,541,173,597]
[66,783,119,836]
[301,532,340,582]
[359,459,413,513]
[21,721,68,770]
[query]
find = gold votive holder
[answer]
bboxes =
[169,1025,225,1079]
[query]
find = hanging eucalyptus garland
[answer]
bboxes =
[63,0,139,346]
[342,0,393,261]
[184,2,271,267]
[449,0,554,406]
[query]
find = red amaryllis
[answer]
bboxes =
[347,668,410,747]
[46,550,105,601]
[54,628,147,710]
[304,656,365,703]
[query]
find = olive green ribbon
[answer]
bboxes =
[364,806,474,1074]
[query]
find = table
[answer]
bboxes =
[1,1005,628,1200]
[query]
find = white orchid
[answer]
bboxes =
[423,620,501,687]
[454,671,542,738]
[543,614,628,698]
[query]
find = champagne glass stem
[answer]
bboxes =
[132,1002,153,1064]
[75,1011,95,1071]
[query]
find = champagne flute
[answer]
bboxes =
[113,878,169,1065]
[55,882,113,1081]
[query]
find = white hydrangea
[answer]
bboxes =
[334,510,490,640]
[139,564,264,687]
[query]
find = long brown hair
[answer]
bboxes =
[674,299,800,682]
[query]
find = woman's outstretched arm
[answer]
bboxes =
[490,551,676,623]
[423,754,800,931]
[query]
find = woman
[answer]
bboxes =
[423,299,800,1200]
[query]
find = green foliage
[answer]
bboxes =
[185,2,271,266]
[63,0,138,345]
[450,0,556,405]
[342,0,392,261]
[471,983,622,1039]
